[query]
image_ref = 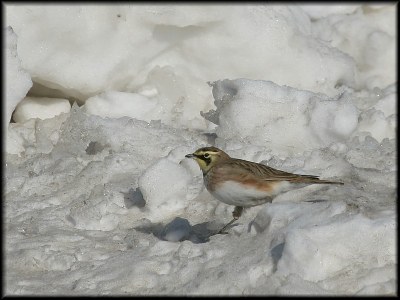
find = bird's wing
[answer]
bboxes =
[226,159,320,182]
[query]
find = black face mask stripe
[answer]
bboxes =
[195,154,211,165]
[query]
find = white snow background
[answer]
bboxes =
[4,4,397,295]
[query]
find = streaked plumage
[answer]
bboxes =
[186,146,343,233]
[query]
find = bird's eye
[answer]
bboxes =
[204,153,210,158]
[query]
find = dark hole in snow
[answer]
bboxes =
[271,242,285,271]
[123,188,146,209]
[203,132,217,145]
[85,141,105,155]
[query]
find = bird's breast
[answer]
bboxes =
[204,178,291,207]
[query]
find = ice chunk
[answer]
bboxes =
[6,5,357,114]
[138,157,191,223]
[356,109,396,142]
[84,91,157,121]
[4,26,32,129]
[13,96,70,123]
[310,4,396,90]
[345,136,395,171]
[310,94,359,143]
[277,213,395,282]
[207,79,360,156]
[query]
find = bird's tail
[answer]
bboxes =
[314,179,344,185]
[295,174,344,185]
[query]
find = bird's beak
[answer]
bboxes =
[185,153,194,158]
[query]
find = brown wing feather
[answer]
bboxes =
[223,159,343,184]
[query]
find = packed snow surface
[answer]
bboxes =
[4,4,397,295]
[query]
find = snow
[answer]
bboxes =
[4,26,32,130]
[276,205,395,282]
[138,155,193,223]
[13,96,71,123]
[4,4,397,296]
[84,91,158,121]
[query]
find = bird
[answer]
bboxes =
[185,146,344,234]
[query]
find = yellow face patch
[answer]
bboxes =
[193,155,211,171]
[186,149,220,174]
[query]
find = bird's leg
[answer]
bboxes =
[218,206,244,234]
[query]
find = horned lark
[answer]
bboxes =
[186,146,343,233]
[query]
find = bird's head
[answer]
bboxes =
[185,146,230,174]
